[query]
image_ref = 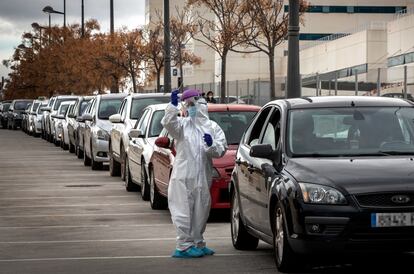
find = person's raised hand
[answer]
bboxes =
[171,90,179,107]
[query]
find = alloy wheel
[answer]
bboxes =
[231,193,240,243]
[275,207,284,263]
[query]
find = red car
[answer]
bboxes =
[148,104,260,210]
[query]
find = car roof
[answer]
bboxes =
[144,103,169,111]
[55,95,78,99]
[207,104,261,112]
[130,93,170,99]
[98,93,128,99]
[269,96,413,109]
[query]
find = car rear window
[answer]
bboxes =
[14,101,32,110]
[98,99,123,120]
[130,97,170,120]
[209,111,257,145]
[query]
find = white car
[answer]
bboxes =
[34,102,49,137]
[29,99,48,136]
[108,93,170,180]
[125,103,168,200]
[83,93,127,170]
[53,101,74,149]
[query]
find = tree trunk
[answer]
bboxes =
[220,50,228,102]
[111,75,119,93]
[129,60,137,93]
[156,70,161,93]
[269,48,276,100]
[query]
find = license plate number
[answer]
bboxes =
[371,212,414,228]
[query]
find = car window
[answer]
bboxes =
[260,109,281,150]
[54,99,75,111]
[98,99,123,120]
[120,99,127,120]
[244,107,273,146]
[14,101,32,110]
[148,110,165,137]
[130,97,170,120]
[2,103,11,112]
[59,104,70,116]
[136,109,150,133]
[37,104,47,114]
[48,98,55,107]
[209,111,257,145]
[288,107,414,156]
[31,102,40,113]
[88,99,96,115]
[70,101,79,116]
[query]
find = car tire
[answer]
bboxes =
[231,189,259,250]
[90,143,103,170]
[149,167,167,210]
[140,161,150,201]
[120,145,126,181]
[83,149,91,166]
[69,142,75,153]
[109,149,121,176]
[273,203,301,272]
[77,146,84,159]
[125,157,139,192]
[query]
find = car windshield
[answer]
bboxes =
[130,97,170,120]
[288,107,414,157]
[148,110,165,137]
[209,111,257,145]
[32,103,40,113]
[2,103,11,112]
[48,98,55,107]
[98,99,122,120]
[37,104,47,114]
[79,100,91,115]
[54,99,75,111]
[14,101,32,110]
[59,104,70,116]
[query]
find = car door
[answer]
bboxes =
[236,106,274,230]
[152,129,174,197]
[84,98,96,155]
[112,99,127,159]
[129,109,150,182]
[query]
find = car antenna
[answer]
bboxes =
[301,97,313,103]
[351,101,355,107]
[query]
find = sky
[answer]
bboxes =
[0,0,146,80]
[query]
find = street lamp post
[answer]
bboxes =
[110,0,114,34]
[164,0,172,94]
[42,5,65,28]
[81,0,85,37]
[286,0,301,98]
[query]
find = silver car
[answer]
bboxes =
[52,101,73,148]
[83,93,127,170]
[67,96,94,154]
[125,103,168,199]
[28,99,47,136]
[33,102,49,137]
[108,93,170,180]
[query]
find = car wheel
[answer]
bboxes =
[140,161,150,201]
[83,148,91,166]
[125,157,139,192]
[109,148,121,176]
[273,203,301,272]
[90,143,103,170]
[149,167,167,210]
[231,189,259,250]
[120,145,126,181]
[69,142,75,153]
[77,146,84,159]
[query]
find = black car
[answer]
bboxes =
[231,96,414,272]
[0,101,11,129]
[7,99,33,129]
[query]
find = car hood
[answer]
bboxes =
[285,157,414,194]
[213,145,238,168]
[96,119,112,133]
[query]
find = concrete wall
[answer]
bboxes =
[388,12,414,57]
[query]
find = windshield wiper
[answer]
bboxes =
[378,150,414,156]
[291,153,342,158]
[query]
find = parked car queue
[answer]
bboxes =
[3,94,414,271]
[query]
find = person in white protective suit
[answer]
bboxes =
[161,89,227,258]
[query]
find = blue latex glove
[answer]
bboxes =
[203,133,213,147]
[171,90,179,107]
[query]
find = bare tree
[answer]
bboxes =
[143,22,165,93]
[240,0,308,99]
[187,0,256,100]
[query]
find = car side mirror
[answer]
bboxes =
[129,129,144,139]
[109,114,122,123]
[155,136,171,149]
[250,144,282,171]
[76,116,85,122]
[83,113,93,121]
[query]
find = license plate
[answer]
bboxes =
[371,212,414,228]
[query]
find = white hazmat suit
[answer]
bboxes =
[161,99,227,251]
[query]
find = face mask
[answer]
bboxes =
[208,95,213,99]
[187,106,197,118]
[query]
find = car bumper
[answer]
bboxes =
[92,139,109,162]
[287,203,414,254]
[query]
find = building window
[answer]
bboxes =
[299,33,334,40]
[322,6,330,13]
[347,6,355,13]
[405,52,414,64]
[285,5,406,14]
[388,55,405,67]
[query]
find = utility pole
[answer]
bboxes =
[63,0,66,28]
[164,0,171,94]
[286,0,301,98]
[81,0,85,37]
[110,0,114,34]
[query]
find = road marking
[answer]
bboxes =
[0,237,231,244]
[0,212,168,218]
[0,195,132,200]
[0,203,140,208]
[0,253,270,262]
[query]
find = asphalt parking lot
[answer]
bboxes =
[1,130,413,274]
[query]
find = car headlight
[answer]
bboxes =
[212,168,220,178]
[299,183,347,205]
[97,128,109,141]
